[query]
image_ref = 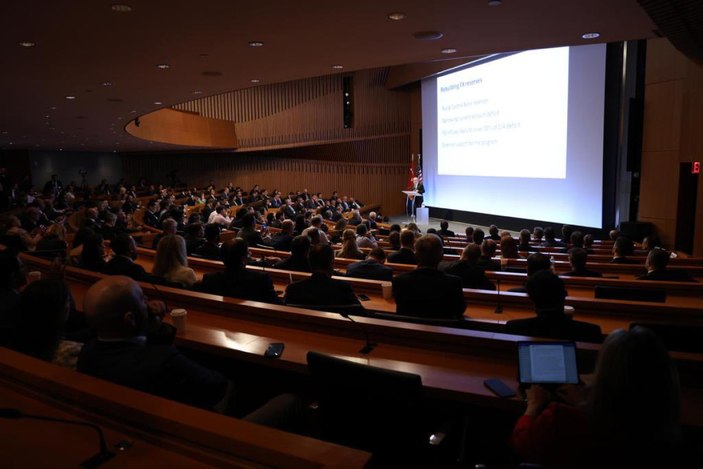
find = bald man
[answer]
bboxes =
[77,276,229,409]
[392,234,466,319]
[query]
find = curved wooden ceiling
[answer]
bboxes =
[0,1,661,153]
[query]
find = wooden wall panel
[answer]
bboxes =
[123,135,410,215]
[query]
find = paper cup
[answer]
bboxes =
[564,305,575,317]
[27,271,42,283]
[170,308,187,332]
[381,282,393,300]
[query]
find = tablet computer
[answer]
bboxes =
[517,341,579,385]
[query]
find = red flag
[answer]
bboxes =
[408,154,415,189]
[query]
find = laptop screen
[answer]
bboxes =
[518,341,579,384]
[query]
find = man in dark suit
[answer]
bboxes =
[273,235,311,273]
[477,239,501,271]
[440,244,495,290]
[561,248,602,278]
[269,219,295,252]
[196,238,281,304]
[346,248,393,281]
[387,229,417,265]
[284,244,361,311]
[505,270,602,343]
[611,236,638,264]
[392,234,466,319]
[437,220,455,238]
[636,248,696,282]
[103,233,151,281]
[507,252,553,293]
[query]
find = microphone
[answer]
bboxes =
[339,311,377,355]
[494,279,503,314]
[0,407,115,467]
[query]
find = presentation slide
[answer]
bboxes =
[422,44,607,228]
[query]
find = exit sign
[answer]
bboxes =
[693,162,701,174]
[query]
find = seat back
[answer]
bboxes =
[306,351,424,463]
[595,285,667,303]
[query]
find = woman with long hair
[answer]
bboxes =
[335,228,365,260]
[152,234,197,287]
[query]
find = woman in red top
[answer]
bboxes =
[511,327,681,468]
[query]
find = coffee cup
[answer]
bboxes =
[170,308,187,332]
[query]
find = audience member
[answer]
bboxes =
[611,236,636,264]
[518,229,533,252]
[273,235,312,273]
[269,219,295,251]
[336,228,366,260]
[104,233,151,281]
[505,270,602,342]
[79,232,107,272]
[542,226,564,248]
[194,224,222,260]
[346,247,393,281]
[500,235,520,260]
[151,217,178,249]
[637,249,696,282]
[355,223,378,249]
[562,248,602,278]
[392,235,466,319]
[183,222,206,255]
[387,229,417,265]
[472,228,485,245]
[477,239,501,271]
[152,234,197,287]
[441,244,495,290]
[438,220,455,237]
[486,224,501,241]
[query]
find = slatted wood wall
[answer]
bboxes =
[126,67,413,214]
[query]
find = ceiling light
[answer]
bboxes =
[441,48,457,54]
[50,106,57,110]
[111,4,132,12]
[332,64,344,69]
[65,95,76,100]
[192,90,203,95]
[248,41,264,47]
[413,31,444,41]
[156,64,170,69]
[102,81,113,86]
[581,32,600,40]
[487,0,502,6]
[18,41,36,48]
[130,110,137,113]
[387,12,406,21]
[153,101,163,105]
[250,79,260,83]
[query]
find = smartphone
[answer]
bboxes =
[484,378,516,398]
[264,342,285,358]
[357,294,370,301]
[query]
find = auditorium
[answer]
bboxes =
[1,1,703,467]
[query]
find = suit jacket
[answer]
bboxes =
[269,232,294,251]
[273,256,311,273]
[104,255,148,281]
[392,268,466,319]
[561,268,602,278]
[505,314,602,343]
[611,257,639,264]
[284,272,360,308]
[438,229,455,237]
[441,260,495,290]
[636,269,696,282]
[477,256,502,271]
[144,210,160,228]
[237,226,266,248]
[77,340,227,408]
[197,268,280,304]
[346,259,393,281]
[387,248,417,265]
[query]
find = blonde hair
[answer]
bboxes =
[336,229,364,259]
[152,234,188,277]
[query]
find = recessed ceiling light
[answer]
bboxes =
[44,115,50,118]
[192,90,203,95]
[387,12,406,21]
[111,4,132,12]
[65,96,76,100]
[250,79,260,83]
[248,41,264,47]
[130,110,137,113]
[582,32,600,40]
[153,101,163,105]
[50,106,57,110]
[18,41,36,48]
[487,0,502,6]
[441,48,457,54]
[413,31,444,41]
[102,81,113,86]
[156,64,170,70]
[332,64,344,70]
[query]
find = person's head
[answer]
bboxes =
[461,244,482,264]
[309,244,335,275]
[111,233,138,260]
[220,238,249,269]
[406,222,420,234]
[543,226,556,241]
[646,248,670,272]
[519,229,531,245]
[440,220,449,231]
[500,235,519,259]
[280,219,294,235]
[609,229,620,241]
[185,222,204,239]
[103,211,117,227]
[388,231,401,250]
[307,227,321,245]
[583,233,594,248]
[367,247,386,264]
[414,234,443,268]
[465,226,474,239]
[290,234,312,259]
[488,225,499,237]
[311,215,323,228]
[412,177,419,186]
[481,239,497,257]
[153,234,188,276]
[342,228,357,244]
[561,225,574,243]
[472,228,485,245]
[589,327,680,447]
[15,279,71,360]
[204,223,221,243]
[642,235,662,251]
[0,250,26,290]
[399,229,416,249]
[390,223,401,233]
[569,247,588,270]
[526,252,552,276]
[84,276,149,339]
[161,218,178,235]
[613,236,634,257]
[526,270,567,313]
[532,226,544,241]
[369,211,377,221]
[355,223,368,237]
[570,230,584,248]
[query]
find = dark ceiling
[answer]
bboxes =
[0,1,678,153]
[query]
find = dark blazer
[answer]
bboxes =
[273,256,311,273]
[437,229,455,237]
[561,268,603,278]
[144,210,159,228]
[77,340,228,408]
[505,314,602,343]
[387,248,417,265]
[346,259,393,281]
[104,255,148,281]
[392,268,466,319]
[611,257,639,264]
[197,268,280,304]
[284,272,360,308]
[193,242,221,260]
[441,260,495,290]
[477,256,501,272]
[237,227,266,248]
[269,232,294,252]
[636,269,696,282]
